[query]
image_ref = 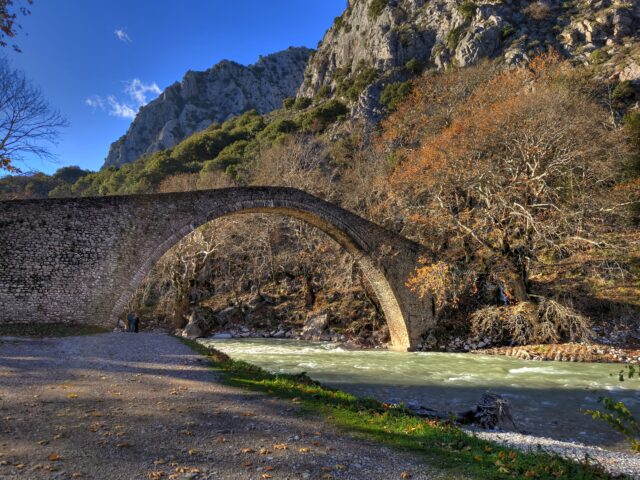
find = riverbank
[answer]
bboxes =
[184,337,639,479]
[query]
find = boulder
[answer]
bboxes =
[301,313,329,340]
[181,316,203,339]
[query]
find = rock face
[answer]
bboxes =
[298,0,640,120]
[103,47,312,168]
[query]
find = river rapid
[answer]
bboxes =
[198,338,640,451]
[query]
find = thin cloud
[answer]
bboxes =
[107,96,137,119]
[85,78,161,120]
[85,96,104,109]
[125,79,161,105]
[114,28,131,43]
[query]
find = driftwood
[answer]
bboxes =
[407,392,519,432]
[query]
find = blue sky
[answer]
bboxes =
[5,0,346,174]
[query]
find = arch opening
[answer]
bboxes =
[109,199,412,350]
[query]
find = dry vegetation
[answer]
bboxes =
[87,55,640,348]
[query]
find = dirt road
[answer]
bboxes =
[0,332,440,480]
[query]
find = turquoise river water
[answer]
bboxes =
[198,338,640,450]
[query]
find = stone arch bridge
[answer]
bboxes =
[0,187,433,351]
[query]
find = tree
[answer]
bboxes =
[379,54,628,317]
[0,57,67,172]
[1,0,32,52]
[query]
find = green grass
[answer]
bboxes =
[178,337,622,480]
[0,323,109,337]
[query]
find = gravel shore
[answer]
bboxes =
[0,333,441,480]
[468,429,640,479]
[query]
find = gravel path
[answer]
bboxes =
[0,333,446,480]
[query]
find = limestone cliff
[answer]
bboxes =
[103,47,312,168]
[298,0,640,120]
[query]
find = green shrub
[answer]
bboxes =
[612,80,636,103]
[501,24,515,39]
[368,0,387,18]
[299,100,348,132]
[459,0,477,21]
[380,81,412,112]
[294,97,313,110]
[447,26,465,50]
[339,66,379,101]
[257,118,300,143]
[282,97,295,109]
[590,49,608,64]
[315,84,332,100]
[405,58,423,75]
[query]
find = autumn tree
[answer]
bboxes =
[1,0,32,52]
[380,55,630,332]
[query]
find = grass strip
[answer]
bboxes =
[0,323,109,337]
[179,337,622,479]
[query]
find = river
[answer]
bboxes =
[198,337,640,451]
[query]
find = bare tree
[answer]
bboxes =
[0,57,67,172]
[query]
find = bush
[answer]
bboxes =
[470,298,591,345]
[380,81,412,112]
[339,66,379,101]
[590,49,609,65]
[612,80,636,103]
[405,58,423,75]
[368,0,387,19]
[282,97,295,109]
[447,26,465,50]
[299,100,348,132]
[459,1,477,21]
[523,1,552,20]
[315,84,332,100]
[501,24,515,39]
[294,97,313,110]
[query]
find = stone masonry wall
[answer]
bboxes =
[0,187,432,350]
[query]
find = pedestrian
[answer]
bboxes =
[126,312,135,333]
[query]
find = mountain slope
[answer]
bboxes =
[298,0,640,119]
[103,46,312,168]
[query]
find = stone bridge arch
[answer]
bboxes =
[0,187,433,350]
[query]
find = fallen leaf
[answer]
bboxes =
[261,474,272,479]
[116,442,132,448]
[153,459,166,465]
[273,443,288,450]
[259,447,271,455]
[147,472,165,479]
[48,452,61,462]
[67,393,78,399]
[241,448,255,454]
[242,412,254,417]
[15,464,25,470]
[299,447,310,453]
[401,472,412,479]
[242,461,253,467]
[71,473,82,478]
[215,436,226,444]
[37,439,49,445]
[187,449,198,456]
[263,465,274,471]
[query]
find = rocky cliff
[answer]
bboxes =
[298,0,640,119]
[103,47,312,168]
